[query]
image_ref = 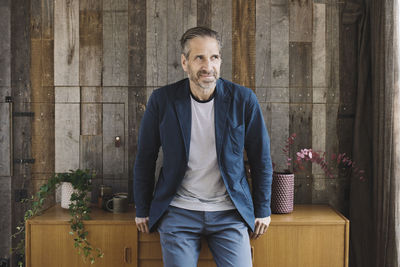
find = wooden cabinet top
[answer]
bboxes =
[28,204,348,226]
[27,204,137,225]
[270,205,348,225]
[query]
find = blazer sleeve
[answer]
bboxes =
[244,91,273,218]
[133,92,161,217]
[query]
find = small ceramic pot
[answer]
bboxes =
[271,172,294,214]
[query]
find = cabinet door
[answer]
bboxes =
[251,225,345,267]
[29,223,137,267]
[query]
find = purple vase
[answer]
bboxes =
[271,172,294,214]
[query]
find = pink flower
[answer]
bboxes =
[274,133,365,180]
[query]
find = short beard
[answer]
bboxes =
[189,69,219,91]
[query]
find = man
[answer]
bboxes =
[134,26,273,267]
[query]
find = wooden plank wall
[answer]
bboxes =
[20,0,346,213]
[0,0,12,260]
[10,0,32,265]
[31,0,55,203]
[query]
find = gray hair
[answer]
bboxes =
[180,26,221,58]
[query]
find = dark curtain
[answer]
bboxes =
[347,0,399,266]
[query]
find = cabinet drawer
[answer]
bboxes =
[27,223,137,267]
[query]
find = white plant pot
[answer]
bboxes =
[61,182,76,209]
[61,182,92,209]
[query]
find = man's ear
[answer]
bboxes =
[181,54,188,72]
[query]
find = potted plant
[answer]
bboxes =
[11,169,103,267]
[271,133,365,214]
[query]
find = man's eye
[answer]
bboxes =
[212,55,220,59]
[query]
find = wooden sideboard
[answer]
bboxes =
[26,204,349,267]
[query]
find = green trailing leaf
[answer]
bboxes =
[11,169,103,265]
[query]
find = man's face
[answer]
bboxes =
[181,36,221,92]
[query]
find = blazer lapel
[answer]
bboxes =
[214,79,232,158]
[174,79,192,161]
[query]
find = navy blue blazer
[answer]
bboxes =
[133,78,273,232]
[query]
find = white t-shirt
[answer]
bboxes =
[170,93,235,211]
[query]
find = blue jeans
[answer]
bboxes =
[157,206,252,267]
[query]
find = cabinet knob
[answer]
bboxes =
[124,247,132,264]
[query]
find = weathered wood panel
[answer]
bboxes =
[167,0,197,84]
[313,87,327,103]
[290,87,312,103]
[128,0,146,86]
[260,102,272,140]
[42,0,54,40]
[103,0,128,86]
[128,0,146,187]
[128,87,144,183]
[327,3,340,104]
[42,40,54,88]
[0,103,11,176]
[54,0,80,86]
[271,5,289,87]
[312,104,326,175]
[0,176,11,256]
[211,0,232,80]
[0,87,11,102]
[103,86,128,103]
[128,87,147,169]
[232,0,255,89]
[255,0,271,88]
[312,178,348,212]
[0,85,11,103]
[326,103,340,176]
[289,0,313,42]
[332,4,340,99]
[267,87,290,103]
[80,135,103,176]
[103,87,129,178]
[31,0,42,40]
[103,0,127,11]
[55,86,80,103]
[55,88,80,173]
[269,103,290,172]
[103,103,125,178]
[289,104,312,178]
[295,177,312,203]
[81,103,102,135]
[0,0,11,146]
[197,0,211,28]
[80,0,102,86]
[81,87,102,135]
[326,2,333,94]
[11,0,32,264]
[147,0,168,87]
[31,39,42,99]
[81,86,102,102]
[313,3,327,88]
[289,42,312,103]
[272,0,287,5]
[31,40,54,102]
[289,42,312,88]
[0,0,11,87]
[31,103,55,174]
[255,87,267,102]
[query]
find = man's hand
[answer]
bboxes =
[250,216,271,239]
[135,217,150,233]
